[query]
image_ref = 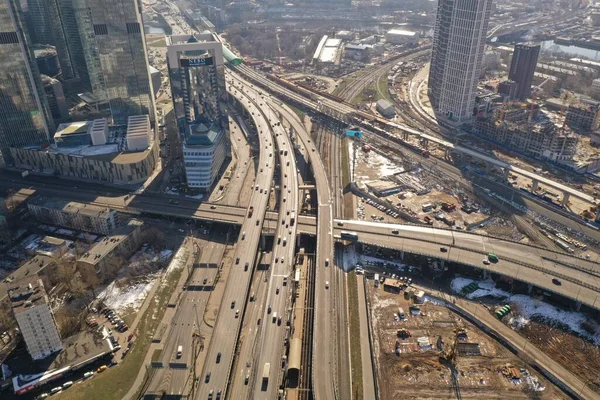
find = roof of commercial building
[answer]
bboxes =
[28,197,114,219]
[319,47,338,63]
[54,121,91,138]
[127,115,150,137]
[186,122,222,146]
[11,331,113,393]
[8,275,48,314]
[387,29,418,37]
[376,99,394,109]
[78,219,143,266]
[345,44,369,51]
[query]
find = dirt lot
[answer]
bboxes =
[518,320,600,394]
[368,281,567,399]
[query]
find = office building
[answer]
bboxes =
[26,0,79,82]
[508,43,540,101]
[79,0,156,125]
[167,32,228,190]
[428,0,493,122]
[8,275,62,360]
[28,198,119,235]
[34,46,61,78]
[0,0,55,165]
[167,32,226,129]
[41,76,69,121]
[182,122,227,190]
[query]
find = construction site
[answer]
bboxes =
[474,103,579,164]
[366,279,566,400]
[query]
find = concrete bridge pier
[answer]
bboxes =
[562,192,570,206]
[527,283,533,294]
[482,268,488,279]
[402,131,409,140]
[576,301,582,311]
[420,138,429,148]
[440,259,445,270]
[531,179,539,193]
[503,168,510,180]
[400,251,404,260]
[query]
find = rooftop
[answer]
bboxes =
[8,275,48,314]
[78,219,143,266]
[0,255,55,302]
[29,198,114,219]
[54,121,91,138]
[127,115,150,137]
[11,331,113,393]
[387,29,418,37]
[377,98,394,109]
[186,121,222,147]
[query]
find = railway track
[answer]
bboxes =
[298,253,315,400]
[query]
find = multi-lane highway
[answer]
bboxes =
[194,76,277,399]
[225,70,301,398]
[265,95,339,399]
[145,238,225,397]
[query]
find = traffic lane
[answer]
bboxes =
[338,220,600,281]
[196,85,276,398]
[228,266,270,399]
[358,233,600,308]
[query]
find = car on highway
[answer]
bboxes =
[272,312,277,323]
[231,301,235,308]
[244,262,249,271]
[482,259,490,265]
[235,257,240,265]
[552,278,562,286]
[216,352,221,363]
[276,287,280,294]
[168,199,179,205]
[325,281,329,289]
[277,316,282,325]
[235,309,240,318]
[325,258,329,267]
[267,304,272,313]
[97,365,108,373]
[391,230,399,234]
[203,278,208,284]
[242,231,246,240]
[440,247,448,252]
[205,372,211,383]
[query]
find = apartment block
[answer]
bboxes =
[474,103,578,162]
[565,102,600,132]
[28,198,118,235]
[8,275,62,360]
[77,219,143,285]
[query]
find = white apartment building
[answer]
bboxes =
[28,198,119,235]
[183,122,226,190]
[9,276,62,360]
[428,0,493,122]
[593,78,600,96]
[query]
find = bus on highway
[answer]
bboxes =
[262,362,270,384]
[340,231,359,241]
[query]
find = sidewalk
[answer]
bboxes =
[414,284,600,400]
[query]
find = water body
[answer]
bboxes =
[540,40,600,61]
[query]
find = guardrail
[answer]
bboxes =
[362,276,380,400]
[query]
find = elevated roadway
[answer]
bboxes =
[194,77,277,400]
[264,90,338,399]
[337,220,600,310]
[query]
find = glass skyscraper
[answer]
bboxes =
[81,0,155,125]
[0,0,54,164]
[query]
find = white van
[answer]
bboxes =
[177,345,183,358]
[272,312,277,323]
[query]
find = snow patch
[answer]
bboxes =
[166,245,189,274]
[99,275,158,313]
[450,277,600,345]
